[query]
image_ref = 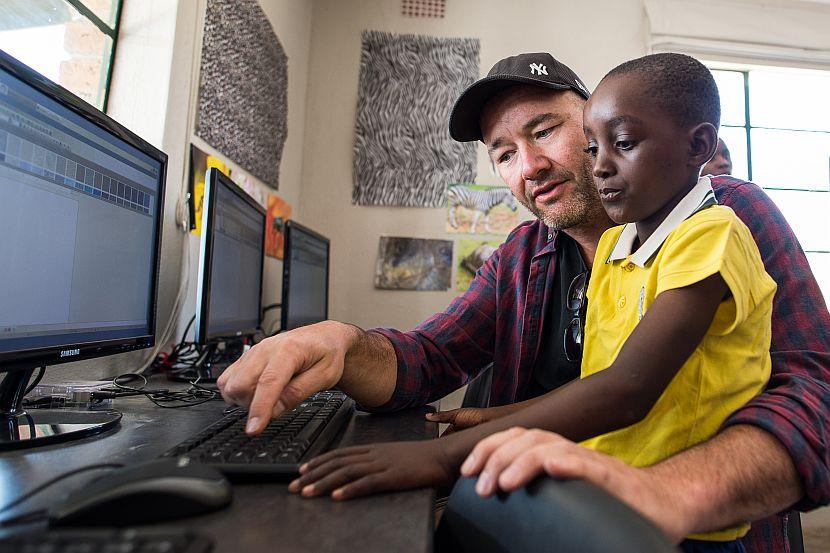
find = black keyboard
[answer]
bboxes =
[163,391,354,477]
[0,529,212,553]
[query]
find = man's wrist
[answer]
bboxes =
[642,458,706,539]
[337,323,398,407]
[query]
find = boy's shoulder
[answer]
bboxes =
[668,204,751,245]
[678,204,745,233]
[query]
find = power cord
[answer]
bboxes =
[105,373,218,409]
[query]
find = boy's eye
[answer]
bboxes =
[583,145,598,157]
[615,139,636,150]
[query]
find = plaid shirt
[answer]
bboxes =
[373,175,830,553]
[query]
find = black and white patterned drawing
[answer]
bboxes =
[353,31,479,207]
[196,0,287,189]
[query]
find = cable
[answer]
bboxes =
[179,315,196,347]
[0,463,124,517]
[23,366,46,396]
[106,373,218,409]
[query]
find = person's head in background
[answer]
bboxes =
[582,53,719,236]
[702,138,733,176]
[449,53,612,237]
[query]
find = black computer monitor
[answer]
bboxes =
[194,168,265,346]
[281,221,329,332]
[0,50,167,449]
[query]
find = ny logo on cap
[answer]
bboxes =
[529,63,548,76]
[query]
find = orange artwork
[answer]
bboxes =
[265,194,292,259]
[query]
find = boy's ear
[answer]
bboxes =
[687,122,718,169]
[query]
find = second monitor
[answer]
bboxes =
[281,220,329,332]
[194,168,265,377]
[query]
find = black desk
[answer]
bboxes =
[0,395,438,552]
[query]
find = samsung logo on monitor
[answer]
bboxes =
[59,349,81,358]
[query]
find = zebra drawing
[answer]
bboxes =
[447,185,518,234]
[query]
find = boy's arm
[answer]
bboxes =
[289,273,728,499]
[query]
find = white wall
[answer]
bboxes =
[120,0,315,360]
[300,0,648,330]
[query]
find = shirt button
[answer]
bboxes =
[618,296,626,308]
[547,233,553,241]
[625,264,635,272]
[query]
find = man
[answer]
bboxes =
[703,137,733,176]
[218,53,830,551]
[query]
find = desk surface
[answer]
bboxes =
[0,392,438,552]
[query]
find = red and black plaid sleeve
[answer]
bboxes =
[715,176,830,553]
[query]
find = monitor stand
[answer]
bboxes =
[167,338,246,384]
[0,368,121,451]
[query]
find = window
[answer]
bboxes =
[0,0,122,111]
[710,66,830,302]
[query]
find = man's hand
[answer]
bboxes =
[426,407,491,434]
[217,321,359,435]
[288,439,456,501]
[460,427,692,543]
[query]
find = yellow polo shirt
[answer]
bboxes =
[580,180,776,541]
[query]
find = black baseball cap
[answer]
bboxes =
[449,52,591,142]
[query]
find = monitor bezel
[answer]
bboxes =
[0,49,167,372]
[195,167,266,344]
[280,220,330,333]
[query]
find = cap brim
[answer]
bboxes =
[448,75,572,142]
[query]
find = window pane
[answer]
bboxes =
[0,0,113,110]
[749,69,830,132]
[80,0,119,29]
[717,126,748,181]
[763,189,830,251]
[750,128,830,191]
[711,70,745,127]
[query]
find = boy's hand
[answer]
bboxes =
[426,407,490,434]
[288,439,456,500]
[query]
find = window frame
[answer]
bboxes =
[62,0,124,112]
[712,65,830,194]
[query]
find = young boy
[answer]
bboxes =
[290,53,774,550]
[462,53,776,550]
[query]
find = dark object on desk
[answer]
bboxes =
[49,459,231,527]
[0,528,214,553]
[0,405,122,451]
[163,391,353,477]
[436,476,676,553]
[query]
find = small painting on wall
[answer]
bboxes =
[446,183,519,235]
[375,237,453,291]
[455,239,502,291]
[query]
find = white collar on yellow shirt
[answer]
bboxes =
[606,176,718,267]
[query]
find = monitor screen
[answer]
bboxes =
[281,221,329,332]
[0,50,166,370]
[195,168,265,343]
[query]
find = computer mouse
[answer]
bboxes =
[49,458,232,527]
